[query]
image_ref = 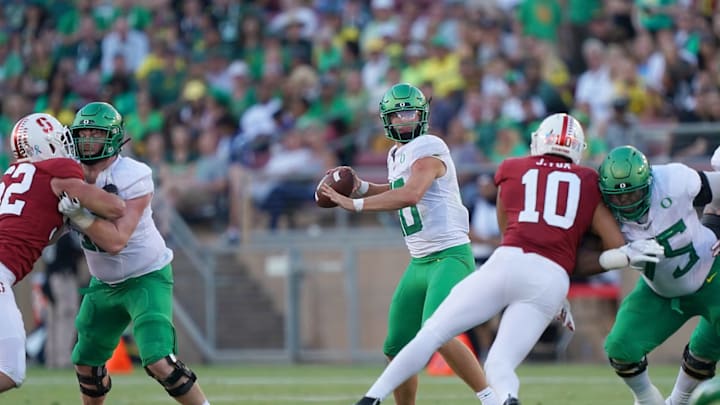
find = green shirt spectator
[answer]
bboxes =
[635,0,676,32]
[516,0,563,43]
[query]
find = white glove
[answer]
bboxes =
[555,298,575,332]
[58,192,95,230]
[619,239,665,269]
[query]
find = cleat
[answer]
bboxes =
[503,395,520,405]
[355,396,381,405]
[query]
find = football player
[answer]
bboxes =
[322,83,500,405]
[600,145,720,405]
[324,109,663,405]
[0,113,125,394]
[59,102,211,405]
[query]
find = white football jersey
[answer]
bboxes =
[81,156,173,284]
[621,163,715,297]
[387,134,470,258]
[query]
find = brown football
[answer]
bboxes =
[315,167,355,208]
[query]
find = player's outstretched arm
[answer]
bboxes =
[51,177,125,220]
[591,202,664,270]
[586,201,628,274]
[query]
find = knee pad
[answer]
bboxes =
[683,345,717,380]
[609,356,648,378]
[145,354,197,397]
[76,365,112,398]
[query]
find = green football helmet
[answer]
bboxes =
[690,378,720,405]
[379,83,429,142]
[70,102,126,163]
[598,145,653,221]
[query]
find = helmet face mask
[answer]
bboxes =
[70,102,126,163]
[530,113,586,164]
[379,83,429,143]
[10,113,76,162]
[598,145,652,221]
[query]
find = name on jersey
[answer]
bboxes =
[535,158,571,169]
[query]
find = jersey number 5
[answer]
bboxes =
[0,163,36,216]
[518,169,580,229]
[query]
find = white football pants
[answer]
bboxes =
[365,246,569,400]
[0,262,26,387]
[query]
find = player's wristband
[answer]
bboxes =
[353,198,365,212]
[70,209,96,231]
[357,180,370,196]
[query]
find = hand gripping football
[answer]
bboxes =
[315,167,355,208]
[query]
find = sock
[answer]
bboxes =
[476,387,501,405]
[667,367,701,405]
[622,372,662,404]
[201,401,210,405]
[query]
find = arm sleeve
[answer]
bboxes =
[694,170,712,207]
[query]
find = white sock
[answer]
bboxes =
[622,372,662,404]
[201,401,210,405]
[667,367,701,405]
[477,386,501,405]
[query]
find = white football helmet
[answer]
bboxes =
[10,113,76,162]
[530,113,586,164]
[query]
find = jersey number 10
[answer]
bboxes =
[518,168,580,230]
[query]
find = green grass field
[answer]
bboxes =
[4,362,682,405]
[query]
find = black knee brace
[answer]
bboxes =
[609,356,648,378]
[76,365,112,398]
[145,354,197,397]
[682,345,717,380]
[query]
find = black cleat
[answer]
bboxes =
[503,395,520,405]
[355,396,381,405]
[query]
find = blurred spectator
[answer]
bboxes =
[125,90,165,153]
[563,0,603,74]
[100,17,149,76]
[163,129,228,221]
[602,97,639,152]
[360,0,399,54]
[252,126,331,230]
[516,0,562,44]
[575,38,614,126]
[488,120,529,164]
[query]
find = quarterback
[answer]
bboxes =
[60,102,211,405]
[0,113,124,394]
[321,83,499,405]
[600,145,720,405]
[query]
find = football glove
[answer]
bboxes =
[555,298,575,332]
[619,239,665,269]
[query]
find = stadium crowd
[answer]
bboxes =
[1,0,719,239]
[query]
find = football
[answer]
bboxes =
[315,167,355,208]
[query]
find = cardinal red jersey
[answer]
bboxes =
[495,155,602,274]
[0,158,83,283]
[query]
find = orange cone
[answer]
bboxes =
[426,333,475,376]
[106,339,133,374]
